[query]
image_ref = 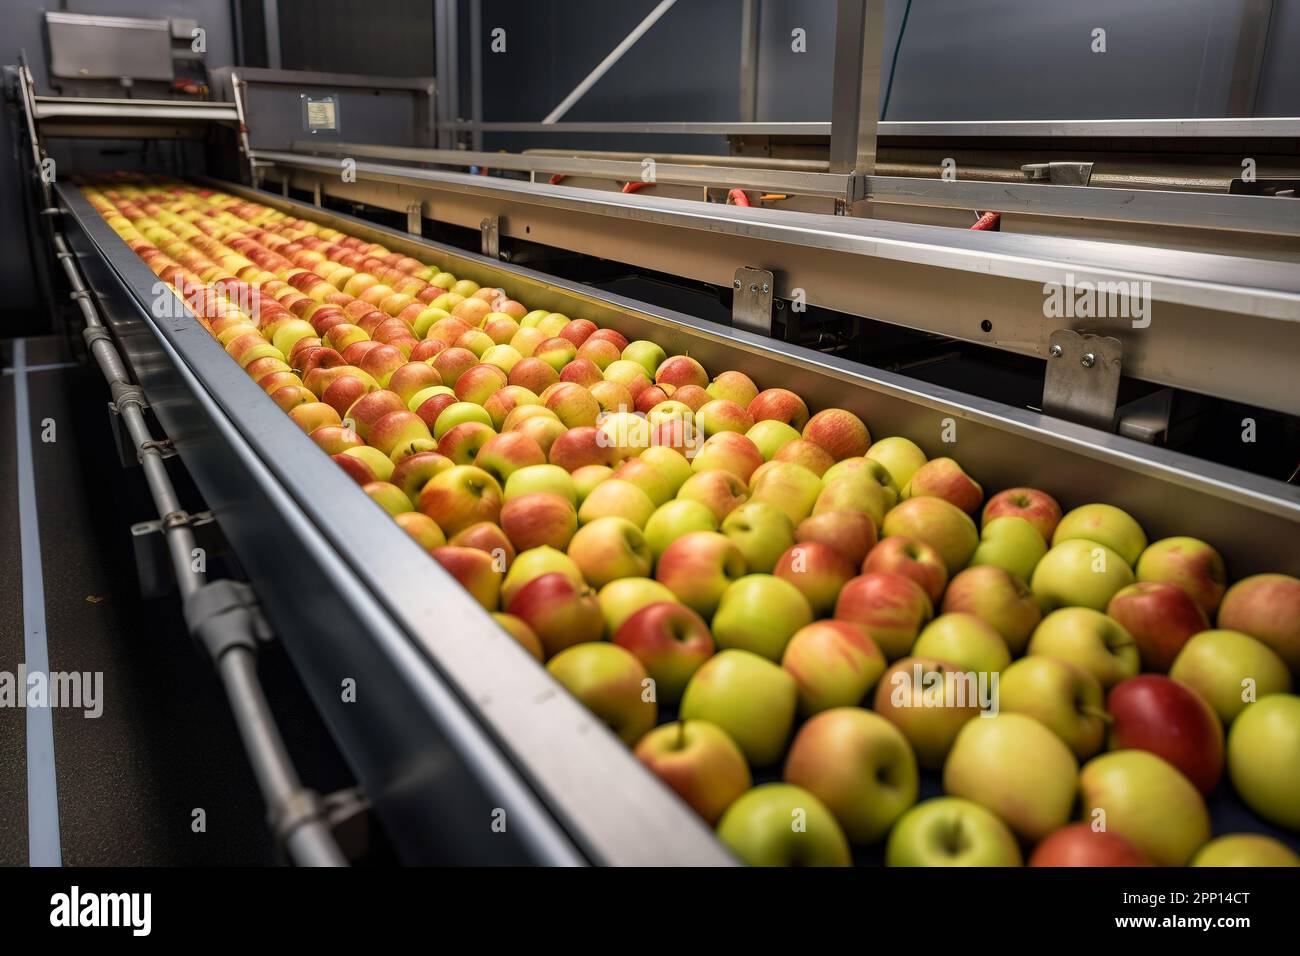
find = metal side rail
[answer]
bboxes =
[51,231,349,867]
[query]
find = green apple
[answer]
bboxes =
[1227,693,1300,831]
[1169,629,1292,724]
[885,797,1021,867]
[711,574,813,661]
[643,499,718,559]
[1031,539,1134,611]
[1028,608,1139,688]
[812,475,887,528]
[943,713,1078,842]
[719,501,795,573]
[571,464,612,505]
[749,462,823,525]
[577,478,656,527]
[865,436,927,490]
[504,463,577,505]
[746,419,801,460]
[783,707,918,844]
[716,784,851,867]
[433,400,494,439]
[912,613,1011,675]
[545,642,656,745]
[941,565,1041,655]
[501,545,584,606]
[997,657,1107,759]
[880,496,979,575]
[634,720,752,825]
[621,340,668,377]
[1052,503,1147,567]
[872,657,983,770]
[597,577,680,636]
[680,649,798,766]
[638,445,694,495]
[823,456,898,505]
[1136,536,1227,615]
[1078,750,1211,866]
[566,517,652,588]
[969,515,1047,584]
[1191,834,1300,867]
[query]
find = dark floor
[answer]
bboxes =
[0,335,296,865]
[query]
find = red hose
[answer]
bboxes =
[727,188,752,207]
[971,211,1001,231]
[622,181,651,193]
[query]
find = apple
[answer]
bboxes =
[503,463,577,505]
[783,707,917,844]
[969,515,1047,584]
[268,384,315,412]
[944,713,1078,842]
[998,657,1106,759]
[913,613,1012,675]
[391,450,454,506]
[1107,675,1224,795]
[544,381,601,428]
[812,474,886,529]
[643,499,717,559]
[289,402,342,434]
[415,465,502,535]
[655,531,747,617]
[449,521,516,569]
[500,545,584,606]
[1078,750,1211,866]
[603,359,652,400]
[716,783,851,867]
[612,459,673,506]
[1217,573,1300,674]
[546,642,656,745]
[432,347,478,385]
[473,431,546,485]
[747,388,809,430]
[614,603,714,704]
[711,574,814,661]
[498,492,577,552]
[1169,629,1292,724]
[1135,536,1227,615]
[982,486,1062,543]
[557,318,596,346]
[872,657,982,769]
[677,470,748,523]
[393,511,446,551]
[782,622,886,715]
[508,571,604,659]
[1031,539,1134,611]
[865,436,927,490]
[508,356,560,393]
[653,355,707,389]
[588,378,633,414]
[437,421,496,466]
[638,446,694,496]
[432,400,493,439]
[773,541,856,616]
[1191,834,1300,867]
[430,545,502,610]
[1028,824,1150,867]
[577,478,656,528]
[862,536,947,603]
[596,411,652,462]
[706,370,758,406]
[1052,503,1147,567]
[750,462,822,524]
[549,425,617,473]
[634,720,750,824]
[309,424,364,456]
[597,577,680,636]
[746,419,801,460]
[567,516,652,588]
[364,480,413,516]
[680,650,798,766]
[880,497,978,575]
[571,465,612,505]
[621,340,667,378]
[885,797,1021,867]
[695,399,754,438]
[1227,692,1300,831]
[535,336,578,372]
[771,439,834,478]
[1106,582,1209,672]
[719,501,795,573]
[670,385,709,412]
[795,511,877,569]
[453,362,508,406]
[834,573,933,661]
[903,457,982,515]
[941,565,1041,655]
[1028,608,1139,688]
[691,431,764,483]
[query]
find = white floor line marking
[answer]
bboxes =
[13,338,62,866]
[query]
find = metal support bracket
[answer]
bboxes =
[1042,329,1123,430]
[406,202,422,236]
[1021,162,1095,186]
[1117,388,1174,444]
[480,215,500,259]
[130,510,217,599]
[732,266,774,335]
[183,578,274,660]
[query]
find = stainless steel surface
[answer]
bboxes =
[1042,330,1123,431]
[263,0,282,71]
[256,150,1300,416]
[439,118,1300,138]
[1020,162,1094,187]
[732,266,774,335]
[31,96,240,124]
[58,181,732,867]
[45,11,174,82]
[828,0,884,178]
[434,0,458,148]
[210,178,1300,577]
[738,0,759,123]
[1227,0,1273,117]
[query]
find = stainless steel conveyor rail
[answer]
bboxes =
[49,228,348,867]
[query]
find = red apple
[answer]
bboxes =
[549,425,618,472]
[499,492,578,552]
[862,536,948,603]
[655,531,747,618]
[1107,675,1224,794]
[655,355,710,389]
[634,720,751,824]
[904,457,982,514]
[449,521,516,569]
[430,545,503,610]
[802,408,870,461]
[834,572,933,661]
[1215,573,1300,674]
[1029,823,1151,867]
[773,541,856,616]
[1106,582,1209,673]
[982,487,1062,543]
[1135,537,1227,615]
[747,388,809,430]
[506,571,604,658]
[614,602,715,704]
